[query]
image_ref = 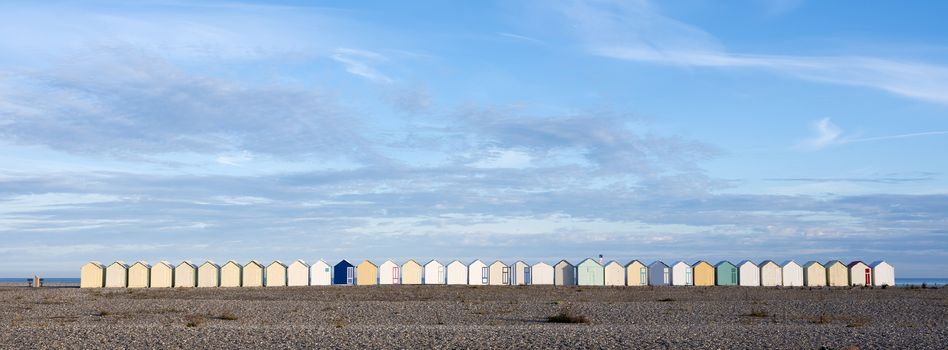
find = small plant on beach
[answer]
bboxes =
[95,310,111,317]
[185,315,206,328]
[846,318,868,328]
[812,313,830,325]
[551,300,562,305]
[745,308,769,318]
[547,310,589,324]
[218,312,238,321]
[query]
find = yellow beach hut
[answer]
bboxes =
[197,261,220,288]
[80,261,105,289]
[266,261,288,287]
[243,260,264,287]
[174,261,197,288]
[692,261,714,286]
[401,259,423,285]
[357,260,378,286]
[220,261,242,287]
[288,260,310,286]
[105,261,128,288]
[127,261,151,288]
[825,260,848,286]
[625,260,647,286]
[803,261,826,287]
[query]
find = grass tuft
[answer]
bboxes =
[185,315,206,328]
[218,311,238,321]
[547,311,589,324]
[745,308,769,318]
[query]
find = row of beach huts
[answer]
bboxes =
[80,258,895,288]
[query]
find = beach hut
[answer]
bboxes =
[825,260,848,286]
[870,261,894,286]
[737,260,760,286]
[401,259,423,285]
[424,260,446,285]
[848,261,871,286]
[576,258,605,286]
[80,261,105,289]
[198,261,220,288]
[488,261,510,285]
[648,261,670,286]
[266,261,288,287]
[127,261,151,288]
[379,260,400,285]
[781,260,804,287]
[333,260,355,285]
[105,261,128,288]
[671,261,693,286]
[446,260,467,285]
[803,261,826,287]
[174,261,197,288]
[469,260,488,285]
[220,261,242,288]
[288,260,310,286]
[357,260,378,286]
[603,261,624,286]
[243,260,264,287]
[714,261,738,286]
[760,260,782,286]
[554,260,575,286]
[692,261,714,286]
[511,261,530,285]
[150,261,173,288]
[531,262,554,285]
[625,260,648,286]
[311,259,332,286]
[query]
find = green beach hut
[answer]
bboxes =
[577,258,605,286]
[714,261,738,286]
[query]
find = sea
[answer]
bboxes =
[1,277,946,286]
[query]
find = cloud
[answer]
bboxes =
[797,118,948,150]
[331,48,393,83]
[553,0,948,105]
[0,48,377,162]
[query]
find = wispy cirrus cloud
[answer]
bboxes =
[797,118,948,150]
[550,0,948,105]
[331,48,394,83]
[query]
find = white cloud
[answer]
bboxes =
[798,118,842,150]
[331,48,393,83]
[557,0,948,105]
[469,149,533,169]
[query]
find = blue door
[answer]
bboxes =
[481,267,489,284]
[524,266,531,285]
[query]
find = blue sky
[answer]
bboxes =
[1,0,946,277]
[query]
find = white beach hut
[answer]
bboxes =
[288,259,310,286]
[105,261,128,288]
[150,261,173,288]
[803,261,826,287]
[424,260,446,285]
[127,261,151,289]
[530,262,554,285]
[870,261,894,286]
[310,259,332,286]
[379,260,401,285]
[671,261,693,286]
[446,260,467,285]
[488,261,510,285]
[174,261,197,288]
[266,260,288,287]
[80,261,105,289]
[554,260,575,286]
[848,261,871,286]
[197,261,220,288]
[760,260,782,287]
[781,260,804,287]
[737,260,760,286]
[243,260,264,287]
[220,261,242,287]
[511,261,530,285]
[468,260,488,285]
[604,261,625,286]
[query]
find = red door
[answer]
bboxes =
[864,268,871,285]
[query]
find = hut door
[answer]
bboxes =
[524,266,531,285]
[864,268,871,285]
[730,268,737,284]
[663,268,669,284]
[481,267,489,284]
[346,267,354,285]
[685,267,693,285]
[438,267,444,283]
[502,267,510,285]
[392,267,400,284]
[640,268,647,285]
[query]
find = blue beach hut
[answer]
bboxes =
[333,260,355,285]
[648,261,670,286]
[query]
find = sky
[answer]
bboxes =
[1,0,946,277]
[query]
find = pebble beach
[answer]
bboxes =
[1,285,946,349]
